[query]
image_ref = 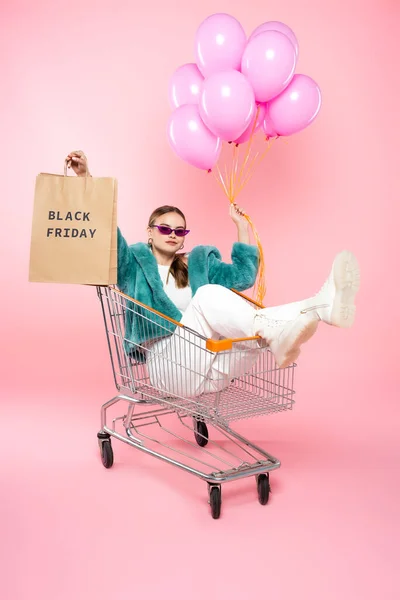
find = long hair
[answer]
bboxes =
[148,205,189,289]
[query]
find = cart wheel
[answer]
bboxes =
[100,440,114,469]
[257,474,270,505]
[194,420,209,447]
[209,486,222,519]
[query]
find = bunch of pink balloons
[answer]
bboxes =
[167,13,322,171]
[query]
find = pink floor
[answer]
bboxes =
[2,372,398,599]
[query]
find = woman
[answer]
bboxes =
[66,150,360,397]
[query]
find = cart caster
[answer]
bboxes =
[257,473,270,505]
[208,485,222,519]
[194,419,209,447]
[97,432,114,469]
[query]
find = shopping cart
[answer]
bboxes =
[96,286,296,519]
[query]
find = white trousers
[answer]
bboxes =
[147,284,315,398]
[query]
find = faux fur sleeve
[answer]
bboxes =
[208,242,259,291]
[117,228,135,292]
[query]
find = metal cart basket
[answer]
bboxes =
[97,285,296,518]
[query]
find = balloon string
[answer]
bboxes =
[237,149,260,193]
[212,109,277,303]
[213,143,266,302]
[236,105,260,193]
[235,106,266,302]
[245,214,266,304]
[232,143,240,194]
[236,137,276,197]
[214,164,229,197]
[230,144,238,199]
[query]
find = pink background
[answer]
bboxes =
[1,0,399,598]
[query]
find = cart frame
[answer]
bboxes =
[96,285,296,518]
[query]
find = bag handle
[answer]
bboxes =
[64,153,90,178]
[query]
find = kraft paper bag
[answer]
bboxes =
[29,166,117,285]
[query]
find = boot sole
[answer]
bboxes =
[275,315,319,369]
[331,250,360,328]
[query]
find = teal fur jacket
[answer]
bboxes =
[117,228,259,354]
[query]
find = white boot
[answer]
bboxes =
[253,311,319,368]
[303,250,360,328]
[254,251,360,329]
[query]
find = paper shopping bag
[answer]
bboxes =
[29,169,117,285]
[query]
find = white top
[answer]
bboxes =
[157,264,192,313]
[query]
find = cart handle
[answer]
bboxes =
[205,336,261,352]
[108,286,264,353]
[110,287,184,328]
[207,289,265,351]
[231,289,265,309]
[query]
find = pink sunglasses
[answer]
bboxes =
[150,225,190,237]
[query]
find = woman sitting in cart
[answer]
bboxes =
[67,151,360,397]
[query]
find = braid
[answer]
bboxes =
[169,253,189,288]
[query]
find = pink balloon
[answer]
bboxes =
[250,21,299,56]
[234,103,266,144]
[168,63,204,109]
[263,107,279,139]
[267,74,322,136]
[167,104,222,171]
[199,70,255,142]
[241,30,297,102]
[195,13,247,78]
